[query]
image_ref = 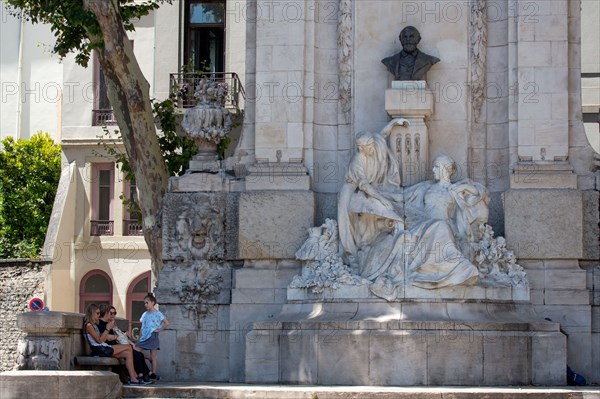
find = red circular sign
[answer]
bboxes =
[29,297,44,311]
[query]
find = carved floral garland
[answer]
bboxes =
[338,0,353,120]
[470,0,487,122]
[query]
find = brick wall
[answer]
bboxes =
[0,260,48,371]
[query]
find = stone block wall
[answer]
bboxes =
[504,189,600,383]
[0,260,49,371]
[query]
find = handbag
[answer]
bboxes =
[113,327,130,345]
[90,345,114,357]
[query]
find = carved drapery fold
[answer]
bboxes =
[338,0,353,120]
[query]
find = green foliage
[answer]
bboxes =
[153,98,197,175]
[0,132,62,258]
[4,0,172,67]
[217,136,231,160]
[98,97,196,220]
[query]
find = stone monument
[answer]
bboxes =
[150,2,598,386]
[244,137,562,386]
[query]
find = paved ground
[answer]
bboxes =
[123,382,600,399]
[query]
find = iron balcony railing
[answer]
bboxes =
[124,219,144,236]
[169,72,246,110]
[92,109,117,126]
[91,220,114,236]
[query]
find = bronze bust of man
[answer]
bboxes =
[381,26,440,81]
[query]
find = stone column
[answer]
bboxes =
[385,81,433,186]
[504,0,596,380]
[253,0,308,164]
[509,0,576,188]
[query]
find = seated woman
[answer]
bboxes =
[337,131,403,272]
[97,304,150,382]
[83,303,145,385]
[401,154,487,288]
[363,155,488,300]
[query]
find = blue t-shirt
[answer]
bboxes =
[139,310,165,342]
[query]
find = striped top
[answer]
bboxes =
[85,322,111,347]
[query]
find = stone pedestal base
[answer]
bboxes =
[245,302,566,386]
[385,82,434,186]
[0,371,122,399]
[188,159,221,173]
[288,281,529,302]
[510,161,578,189]
[169,171,245,192]
[246,163,310,191]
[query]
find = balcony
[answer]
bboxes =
[92,109,117,126]
[124,220,144,236]
[91,220,114,236]
[169,72,245,112]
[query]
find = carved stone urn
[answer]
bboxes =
[191,131,219,164]
[181,78,232,172]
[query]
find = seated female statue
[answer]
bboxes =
[337,131,403,271]
[363,155,489,299]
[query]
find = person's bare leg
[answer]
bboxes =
[150,349,158,374]
[123,350,138,381]
[113,345,138,382]
[111,344,132,357]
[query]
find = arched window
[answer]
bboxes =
[79,270,113,313]
[126,271,151,341]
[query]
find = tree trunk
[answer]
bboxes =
[84,0,169,281]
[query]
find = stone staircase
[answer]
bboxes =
[122,383,600,399]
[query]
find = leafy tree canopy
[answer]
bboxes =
[4,0,172,67]
[0,132,62,258]
[99,97,196,220]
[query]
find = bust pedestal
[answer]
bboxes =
[385,81,434,186]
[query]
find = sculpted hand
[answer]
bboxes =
[381,118,410,137]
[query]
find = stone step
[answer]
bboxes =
[123,383,600,399]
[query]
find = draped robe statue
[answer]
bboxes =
[338,146,488,299]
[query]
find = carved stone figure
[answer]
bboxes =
[296,218,339,261]
[381,26,440,81]
[364,155,487,299]
[292,133,526,301]
[291,219,369,294]
[162,193,225,261]
[337,131,403,269]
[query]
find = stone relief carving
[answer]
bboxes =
[338,0,353,119]
[474,224,528,289]
[470,0,488,122]
[15,337,63,370]
[163,193,225,261]
[290,219,369,294]
[171,261,224,328]
[292,132,528,301]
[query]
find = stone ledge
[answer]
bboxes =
[122,383,600,399]
[288,283,529,302]
[0,370,122,399]
[75,356,124,366]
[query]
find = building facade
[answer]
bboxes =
[1,0,599,383]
